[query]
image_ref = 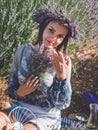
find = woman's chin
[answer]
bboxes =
[45,46,54,51]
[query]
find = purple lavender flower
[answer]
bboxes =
[31,51,52,77]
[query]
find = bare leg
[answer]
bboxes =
[0,110,38,130]
[0,111,12,130]
[24,123,38,130]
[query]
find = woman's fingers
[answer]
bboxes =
[25,76,39,92]
[31,84,39,92]
[29,77,39,88]
[50,51,69,80]
[51,51,64,63]
[18,76,39,96]
[26,76,39,87]
[51,51,64,66]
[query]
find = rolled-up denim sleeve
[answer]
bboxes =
[8,45,26,100]
[8,72,24,100]
[49,78,72,110]
[49,59,72,110]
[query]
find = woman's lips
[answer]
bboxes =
[47,40,53,45]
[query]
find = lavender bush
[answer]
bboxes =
[0,0,36,76]
[0,0,98,76]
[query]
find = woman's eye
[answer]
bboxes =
[49,28,54,33]
[58,35,64,39]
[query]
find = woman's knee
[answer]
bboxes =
[0,111,38,130]
[24,123,38,130]
[0,111,11,130]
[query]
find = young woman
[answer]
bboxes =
[0,6,77,130]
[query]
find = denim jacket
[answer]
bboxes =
[8,45,72,110]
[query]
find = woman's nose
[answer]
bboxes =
[51,35,57,42]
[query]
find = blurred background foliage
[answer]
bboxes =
[0,0,98,77]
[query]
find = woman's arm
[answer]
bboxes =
[48,58,72,110]
[8,72,23,100]
[8,45,26,100]
[8,45,39,100]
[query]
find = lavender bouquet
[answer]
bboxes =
[30,50,52,78]
[23,48,52,102]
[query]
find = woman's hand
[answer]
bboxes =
[51,51,69,80]
[17,76,39,97]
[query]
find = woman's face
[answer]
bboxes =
[42,20,68,50]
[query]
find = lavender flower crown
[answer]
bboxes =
[33,6,78,39]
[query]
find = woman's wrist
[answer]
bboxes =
[16,90,25,97]
[56,74,66,81]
